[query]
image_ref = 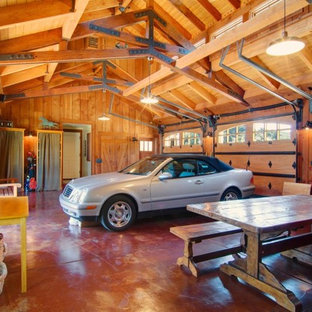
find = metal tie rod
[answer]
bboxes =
[158,97,209,121]
[238,39,312,101]
[219,45,296,109]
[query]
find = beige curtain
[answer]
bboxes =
[0,130,23,183]
[37,132,61,191]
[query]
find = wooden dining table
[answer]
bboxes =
[187,195,312,312]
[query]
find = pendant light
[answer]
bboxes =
[140,57,158,105]
[98,91,110,121]
[266,0,305,56]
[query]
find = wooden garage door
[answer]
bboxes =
[215,114,296,195]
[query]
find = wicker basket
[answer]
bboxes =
[0,262,7,294]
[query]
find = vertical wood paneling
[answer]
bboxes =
[1,90,157,175]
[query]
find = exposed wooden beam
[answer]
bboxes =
[196,0,222,21]
[1,65,47,88]
[188,81,217,106]
[250,56,280,90]
[92,24,188,56]
[298,48,312,71]
[153,74,189,95]
[0,29,63,54]
[214,70,245,98]
[170,0,206,31]
[169,89,196,109]
[0,0,72,30]
[153,3,192,42]
[0,49,148,65]
[228,0,241,9]
[122,0,308,96]
[62,0,90,40]
[72,8,149,40]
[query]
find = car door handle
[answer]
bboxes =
[195,180,203,185]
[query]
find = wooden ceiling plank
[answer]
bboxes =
[84,0,120,13]
[298,48,312,71]
[228,0,241,9]
[0,29,62,54]
[72,8,149,41]
[196,0,222,21]
[0,0,72,30]
[122,0,308,96]
[79,9,113,23]
[169,89,196,109]
[188,81,216,105]
[0,64,40,76]
[250,56,280,90]
[2,65,47,88]
[170,0,206,31]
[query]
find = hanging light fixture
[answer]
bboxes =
[140,57,158,105]
[266,0,305,56]
[98,91,110,121]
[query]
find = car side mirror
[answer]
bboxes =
[158,172,173,181]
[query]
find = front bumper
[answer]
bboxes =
[59,194,101,219]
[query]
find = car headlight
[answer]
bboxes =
[69,188,88,204]
[79,188,88,203]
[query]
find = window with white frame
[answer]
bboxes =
[182,131,201,146]
[164,133,180,147]
[218,125,246,144]
[140,140,153,152]
[253,122,291,142]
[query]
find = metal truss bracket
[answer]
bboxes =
[134,10,167,27]
[89,24,120,37]
[0,54,34,61]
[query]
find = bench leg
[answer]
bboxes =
[177,241,199,277]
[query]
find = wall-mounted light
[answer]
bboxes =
[266,0,305,56]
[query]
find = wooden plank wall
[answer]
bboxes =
[0,89,157,175]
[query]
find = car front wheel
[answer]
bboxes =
[221,188,241,201]
[100,195,137,231]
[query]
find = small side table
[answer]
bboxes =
[0,197,29,293]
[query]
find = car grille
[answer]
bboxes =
[63,185,73,198]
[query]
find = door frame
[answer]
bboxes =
[63,129,82,179]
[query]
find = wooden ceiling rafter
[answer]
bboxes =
[250,56,280,90]
[170,0,206,31]
[188,81,217,106]
[196,0,222,21]
[0,0,73,30]
[169,89,197,110]
[122,0,308,97]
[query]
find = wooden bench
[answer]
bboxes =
[170,221,243,277]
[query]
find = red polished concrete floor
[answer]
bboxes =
[1,191,312,312]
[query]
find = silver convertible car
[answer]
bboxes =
[59,154,255,231]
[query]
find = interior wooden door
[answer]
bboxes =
[63,130,81,180]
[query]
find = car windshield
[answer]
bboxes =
[120,156,166,175]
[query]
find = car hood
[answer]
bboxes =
[68,172,144,190]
